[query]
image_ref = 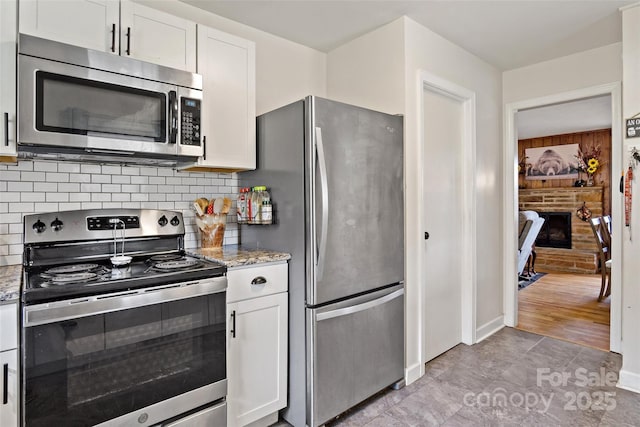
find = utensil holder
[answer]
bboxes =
[197,214,227,248]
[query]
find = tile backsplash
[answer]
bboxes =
[0,160,239,266]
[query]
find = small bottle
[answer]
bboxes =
[237,188,247,223]
[262,200,273,225]
[249,187,262,224]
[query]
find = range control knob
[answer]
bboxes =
[158,215,168,227]
[33,220,46,233]
[51,217,64,232]
[170,216,180,226]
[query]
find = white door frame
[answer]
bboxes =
[503,82,622,353]
[418,70,477,361]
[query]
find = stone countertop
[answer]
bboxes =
[188,245,291,269]
[0,264,22,304]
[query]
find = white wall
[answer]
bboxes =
[619,3,640,394]
[403,17,503,378]
[503,43,622,104]
[327,18,405,115]
[135,0,327,114]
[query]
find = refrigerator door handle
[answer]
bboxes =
[316,288,404,321]
[315,126,329,282]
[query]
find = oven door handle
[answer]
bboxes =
[24,277,227,327]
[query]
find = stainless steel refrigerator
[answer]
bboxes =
[240,96,404,427]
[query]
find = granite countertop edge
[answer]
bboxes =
[188,245,291,269]
[0,264,23,304]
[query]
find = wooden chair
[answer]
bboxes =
[602,215,612,244]
[589,217,611,301]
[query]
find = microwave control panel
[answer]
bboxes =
[180,98,201,146]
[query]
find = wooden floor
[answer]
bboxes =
[516,272,611,351]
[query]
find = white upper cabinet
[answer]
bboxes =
[19,0,196,72]
[19,0,119,53]
[119,0,196,72]
[182,25,256,172]
[0,0,17,162]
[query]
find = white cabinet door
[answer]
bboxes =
[184,26,255,172]
[120,0,196,72]
[227,292,287,427]
[0,0,17,161]
[0,349,18,427]
[19,0,119,53]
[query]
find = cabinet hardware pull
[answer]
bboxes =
[110,23,116,52]
[251,276,267,285]
[2,363,8,405]
[230,310,236,338]
[126,27,131,55]
[203,136,206,160]
[3,112,8,147]
[168,91,177,144]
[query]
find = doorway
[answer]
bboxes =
[503,83,622,353]
[418,71,476,364]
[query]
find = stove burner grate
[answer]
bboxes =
[153,260,201,270]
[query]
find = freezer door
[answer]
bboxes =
[307,284,404,427]
[308,97,404,305]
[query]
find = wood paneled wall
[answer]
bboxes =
[518,128,612,215]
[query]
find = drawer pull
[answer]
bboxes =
[251,276,267,285]
[230,310,236,338]
[2,363,7,405]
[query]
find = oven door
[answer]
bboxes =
[22,277,227,427]
[18,54,202,159]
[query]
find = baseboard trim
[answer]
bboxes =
[475,315,505,343]
[617,369,640,394]
[405,362,423,385]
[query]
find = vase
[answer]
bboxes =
[586,174,594,187]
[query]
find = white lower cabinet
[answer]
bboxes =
[227,263,288,427]
[0,303,19,427]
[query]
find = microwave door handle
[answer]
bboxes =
[169,90,178,144]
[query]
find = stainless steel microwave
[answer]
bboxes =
[18,34,203,165]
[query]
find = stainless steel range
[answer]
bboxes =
[21,209,227,427]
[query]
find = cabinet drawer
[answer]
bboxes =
[0,303,18,352]
[227,263,287,303]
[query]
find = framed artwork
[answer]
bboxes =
[525,144,580,180]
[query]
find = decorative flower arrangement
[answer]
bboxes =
[576,143,603,185]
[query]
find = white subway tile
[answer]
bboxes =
[0,245,7,256]
[174,185,189,193]
[131,193,149,202]
[81,183,101,193]
[7,181,32,192]
[34,182,57,192]
[91,174,111,184]
[140,185,158,193]
[122,202,141,209]
[174,202,190,210]
[149,193,166,202]
[8,224,21,234]
[9,244,23,255]
[111,175,131,184]
[131,176,148,185]
[10,202,34,212]
[121,184,140,193]
[140,202,158,209]
[33,161,58,172]
[181,177,197,185]
[8,162,33,171]
[91,193,111,202]
[46,193,69,202]
[81,164,102,174]
[35,203,59,213]
[69,193,90,202]
[0,255,22,266]
[58,202,81,211]
[0,171,20,181]
[0,224,8,234]
[69,173,91,183]
[81,202,102,209]
[21,171,46,182]
[149,177,165,185]
[2,193,20,202]
[102,202,122,209]
[166,177,182,185]
[46,172,70,182]
[58,163,81,173]
[21,192,46,202]
[167,193,181,202]
[0,181,6,192]
[0,203,6,213]
[139,167,158,176]
[157,202,175,210]
[157,168,174,177]
[218,186,232,193]
[189,186,205,193]
[101,184,121,193]
[101,165,121,175]
[58,183,80,193]
[122,166,140,176]
[112,193,131,202]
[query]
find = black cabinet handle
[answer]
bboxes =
[203,136,206,160]
[2,363,8,405]
[251,276,267,285]
[3,112,8,147]
[125,27,131,55]
[168,91,177,144]
[110,23,116,53]
[230,310,236,338]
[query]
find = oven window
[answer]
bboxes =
[35,71,166,142]
[23,292,226,426]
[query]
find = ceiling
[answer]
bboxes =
[517,96,612,140]
[181,0,633,71]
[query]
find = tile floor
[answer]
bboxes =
[279,327,640,426]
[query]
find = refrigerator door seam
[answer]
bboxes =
[315,288,404,321]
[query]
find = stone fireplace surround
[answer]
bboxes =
[519,186,604,274]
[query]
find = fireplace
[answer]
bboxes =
[536,212,572,249]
